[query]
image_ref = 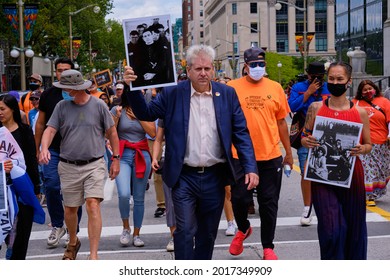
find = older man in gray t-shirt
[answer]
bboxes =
[39,69,120,260]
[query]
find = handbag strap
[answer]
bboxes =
[365,99,386,117]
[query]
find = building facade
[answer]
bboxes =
[335,0,387,76]
[201,0,335,78]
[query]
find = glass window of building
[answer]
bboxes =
[315,18,327,33]
[366,3,382,33]
[200,10,203,17]
[350,8,364,36]
[277,39,288,53]
[232,22,237,34]
[336,14,348,37]
[200,31,204,38]
[233,42,238,54]
[350,0,364,9]
[336,0,348,14]
[250,2,257,13]
[295,0,304,15]
[276,22,288,35]
[251,41,258,47]
[316,38,327,51]
[315,0,327,12]
[232,3,237,15]
[250,23,258,33]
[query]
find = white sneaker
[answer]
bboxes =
[225,221,236,236]
[300,206,313,226]
[133,235,144,247]
[63,232,70,248]
[120,229,131,246]
[166,238,174,252]
[47,226,66,247]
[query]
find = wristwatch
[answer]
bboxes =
[112,154,121,160]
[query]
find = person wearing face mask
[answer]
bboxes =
[227,47,293,260]
[301,62,371,259]
[352,80,390,206]
[19,73,43,122]
[39,69,120,260]
[34,58,83,250]
[288,62,331,226]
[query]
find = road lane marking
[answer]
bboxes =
[28,213,387,241]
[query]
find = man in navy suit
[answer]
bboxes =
[122,44,258,260]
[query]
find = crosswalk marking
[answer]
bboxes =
[29,212,387,241]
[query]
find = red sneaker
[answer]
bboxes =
[263,248,278,260]
[229,226,252,256]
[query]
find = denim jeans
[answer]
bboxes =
[42,149,64,228]
[297,146,309,175]
[115,148,151,228]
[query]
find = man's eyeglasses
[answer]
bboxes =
[29,97,39,101]
[248,61,266,68]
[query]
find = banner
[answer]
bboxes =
[2,4,19,40]
[295,32,315,56]
[24,4,39,42]
[72,37,82,60]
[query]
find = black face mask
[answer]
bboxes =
[29,83,40,91]
[327,82,348,97]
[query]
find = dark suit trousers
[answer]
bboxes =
[172,164,227,260]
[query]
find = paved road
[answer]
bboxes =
[2,147,389,261]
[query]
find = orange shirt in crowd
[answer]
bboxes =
[352,96,390,144]
[228,76,291,161]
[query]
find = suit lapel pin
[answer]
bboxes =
[215,92,220,96]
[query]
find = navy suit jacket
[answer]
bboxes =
[124,80,257,188]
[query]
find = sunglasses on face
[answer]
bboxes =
[29,97,39,101]
[248,61,266,68]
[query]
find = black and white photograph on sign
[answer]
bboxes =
[0,162,7,212]
[304,116,363,188]
[93,69,112,88]
[122,14,177,90]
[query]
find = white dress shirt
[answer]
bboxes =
[183,84,226,167]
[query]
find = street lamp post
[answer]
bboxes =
[239,24,260,48]
[69,4,100,61]
[275,0,307,72]
[216,37,238,78]
[89,26,112,66]
[277,61,282,83]
[10,0,35,90]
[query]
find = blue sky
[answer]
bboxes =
[106,0,182,23]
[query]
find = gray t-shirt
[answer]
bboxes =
[110,105,146,142]
[48,96,114,160]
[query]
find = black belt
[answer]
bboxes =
[59,156,103,166]
[182,163,224,174]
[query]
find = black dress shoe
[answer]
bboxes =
[154,207,166,218]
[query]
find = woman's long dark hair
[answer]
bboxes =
[355,79,382,100]
[0,94,22,124]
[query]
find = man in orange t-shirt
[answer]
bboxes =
[227,47,293,260]
[87,79,104,99]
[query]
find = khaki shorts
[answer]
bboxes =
[58,158,107,207]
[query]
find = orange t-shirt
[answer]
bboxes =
[352,97,390,144]
[228,77,291,161]
[90,90,104,99]
[19,91,34,123]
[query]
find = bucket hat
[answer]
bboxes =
[53,70,92,90]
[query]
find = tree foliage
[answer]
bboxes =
[0,0,126,73]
